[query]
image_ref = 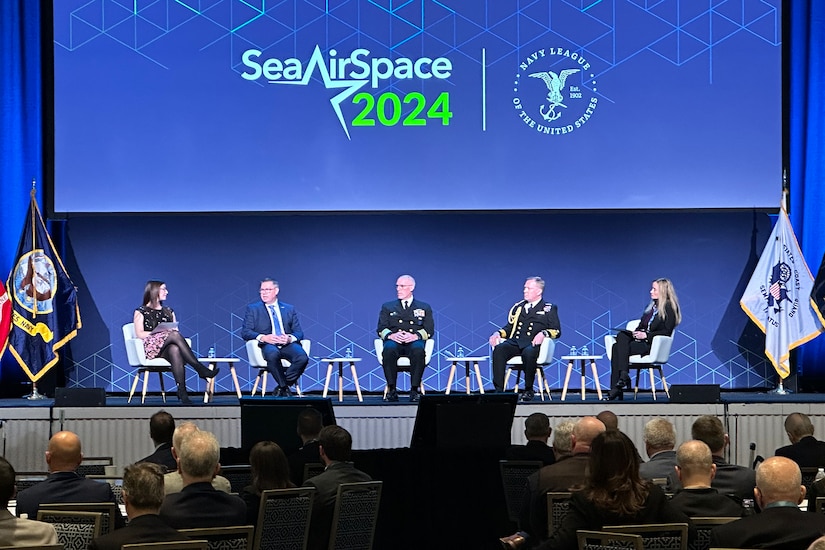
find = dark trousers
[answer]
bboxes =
[382,339,426,388]
[262,342,309,387]
[492,339,540,392]
[610,331,651,388]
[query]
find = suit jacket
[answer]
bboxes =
[542,485,694,550]
[775,435,825,468]
[15,471,126,528]
[669,487,744,518]
[89,513,190,550]
[139,442,176,473]
[710,456,756,501]
[633,302,678,340]
[303,461,372,550]
[158,481,247,529]
[0,509,58,546]
[242,300,304,342]
[495,299,561,347]
[522,453,590,539]
[710,505,825,550]
[505,440,556,466]
[638,450,679,490]
[377,298,434,341]
[163,471,231,495]
[288,440,321,486]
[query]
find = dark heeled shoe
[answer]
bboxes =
[199,365,220,379]
[605,388,623,401]
[177,388,192,404]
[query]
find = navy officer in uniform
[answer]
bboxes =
[376,274,434,402]
[489,276,561,401]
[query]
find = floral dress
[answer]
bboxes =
[136,305,175,359]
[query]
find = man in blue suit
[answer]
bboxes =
[242,278,308,396]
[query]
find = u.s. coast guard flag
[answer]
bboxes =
[740,209,822,379]
[6,195,81,382]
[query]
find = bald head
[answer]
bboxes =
[755,456,805,506]
[785,412,815,444]
[46,431,83,472]
[675,440,714,487]
[596,411,618,431]
[572,417,606,453]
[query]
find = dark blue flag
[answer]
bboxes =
[6,195,81,382]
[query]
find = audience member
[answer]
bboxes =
[538,430,694,550]
[90,462,190,550]
[240,441,294,527]
[691,415,755,501]
[16,431,125,528]
[669,440,743,517]
[138,410,177,472]
[506,413,556,465]
[807,475,825,513]
[710,456,825,550]
[303,425,372,550]
[287,408,324,485]
[775,412,825,468]
[638,418,679,491]
[164,421,231,494]
[551,421,575,462]
[0,456,58,546]
[809,535,825,550]
[159,430,246,529]
[596,410,618,431]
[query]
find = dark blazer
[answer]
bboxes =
[158,481,247,530]
[288,440,321,486]
[495,299,561,347]
[522,453,590,539]
[16,471,126,528]
[775,435,825,468]
[303,461,372,550]
[669,487,744,518]
[139,442,176,473]
[89,513,190,550]
[505,441,556,466]
[710,505,825,550]
[242,300,304,342]
[377,298,434,341]
[710,456,756,501]
[542,484,695,550]
[638,450,679,490]
[633,302,678,341]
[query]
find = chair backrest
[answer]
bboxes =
[546,491,573,538]
[14,471,49,492]
[817,496,825,513]
[505,336,556,367]
[801,467,819,494]
[644,332,675,364]
[303,462,326,483]
[498,460,543,524]
[690,517,739,550]
[40,502,119,535]
[179,526,255,550]
[123,323,145,366]
[37,509,103,550]
[123,542,209,550]
[220,465,253,494]
[577,530,644,550]
[328,481,383,550]
[373,338,435,366]
[0,545,64,550]
[87,476,125,505]
[602,523,689,550]
[254,486,315,550]
[76,456,113,477]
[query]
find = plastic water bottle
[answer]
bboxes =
[207,346,216,359]
[581,344,589,357]
[816,468,825,483]
[345,346,353,358]
[457,346,465,358]
[569,345,577,356]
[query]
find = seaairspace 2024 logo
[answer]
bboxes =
[241,46,454,139]
[513,47,598,135]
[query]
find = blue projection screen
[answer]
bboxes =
[52,1,782,213]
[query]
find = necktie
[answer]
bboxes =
[525,303,531,314]
[403,301,409,310]
[268,305,283,335]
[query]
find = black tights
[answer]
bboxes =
[158,331,212,389]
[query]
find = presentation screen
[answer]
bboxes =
[51,1,782,213]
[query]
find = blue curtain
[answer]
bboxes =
[790,2,825,378]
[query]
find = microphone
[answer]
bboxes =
[749,441,756,469]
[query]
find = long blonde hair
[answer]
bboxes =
[647,278,681,325]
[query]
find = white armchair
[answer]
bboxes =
[246,339,310,396]
[604,320,675,400]
[502,337,556,400]
[374,338,436,398]
[122,323,190,404]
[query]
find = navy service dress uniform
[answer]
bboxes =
[376,298,434,394]
[491,299,561,393]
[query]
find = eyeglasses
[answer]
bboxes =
[260,288,277,293]
[396,284,412,288]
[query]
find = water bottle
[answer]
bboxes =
[345,346,353,358]
[457,346,465,358]
[742,498,755,516]
[816,468,825,483]
[581,344,589,356]
[207,346,216,359]
[569,345,577,356]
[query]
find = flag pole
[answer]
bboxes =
[771,185,791,395]
[23,181,47,400]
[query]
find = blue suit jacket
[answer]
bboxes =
[242,300,304,342]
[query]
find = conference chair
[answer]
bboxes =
[601,523,688,550]
[123,323,191,404]
[219,464,253,494]
[253,486,315,550]
[40,502,119,535]
[246,339,310,397]
[328,481,383,550]
[0,546,63,550]
[499,460,543,526]
[37,509,103,550]
[546,492,573,538]
[123,542,208,550]
[179,525,255,550]
[303,462,326,483]
[691,517,739,550]
[604,320,675,400]
[576,530,644,550]
[502,337,556,400]
[374,337,435,398]
[76,455,113,477]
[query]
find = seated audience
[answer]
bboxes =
[669,440,743,517]
[159,430,246,529]
[15,431,125,528]
[710,456,825,550]
[691,415,755,501]
[638,418,679,491]
[288,408,324,485]
[138,410,177,472]
[775,412,825,468]
[809,535,825,550]
[539,430,694,550]
[506,412,556,465]
[164,421,231,494]
[90,462,190,550]
[303,425,372,550]
[596,410,618,431]
[551,421,575,462]
[240,441,294,527]
[0,456,58,546]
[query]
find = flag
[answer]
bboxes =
[0,281,11,353]
[740,209,822,379]
[6,195,81,382]
[812,252,825,327]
